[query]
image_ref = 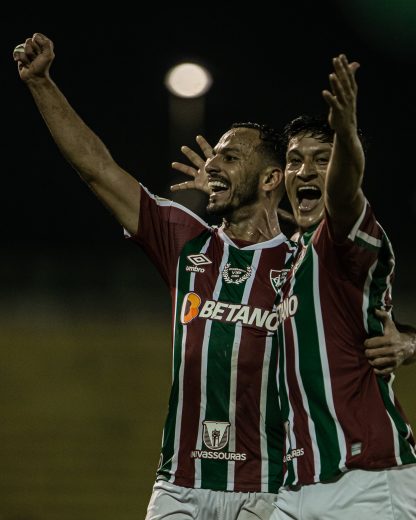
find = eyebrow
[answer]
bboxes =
[287,147,332,157]
[212,146,242,155]
[286,149,302,157]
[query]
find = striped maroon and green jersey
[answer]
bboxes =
[275,202,416,487]
[129,186,297,492]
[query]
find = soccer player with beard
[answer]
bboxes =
[14,33,298,520]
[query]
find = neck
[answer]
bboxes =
[220,201,281,243]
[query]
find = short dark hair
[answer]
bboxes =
[281,114,367,153]
[231,122,286,168]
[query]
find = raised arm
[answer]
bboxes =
[13,33,141,236]
[322,54,365,240]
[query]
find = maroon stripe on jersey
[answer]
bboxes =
[234,327,264,490]
[174,316,206,485]
[233,247,295,489]
[317,252,396,467]
[174,236,228,485]
[134,188,208,286]
[283,318,315,482]
[313,212,381,288]
[394,395,415,446]
[361,203,383,240]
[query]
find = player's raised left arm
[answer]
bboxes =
[322,54,365,240]
[13,33,141,236]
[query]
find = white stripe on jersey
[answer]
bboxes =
[226,250,262,491]
[169,258,183,479]
[312,247,347,472]
[169,264,194,480]
[218,227,288,250]
[356,230,382,248]
[348,201,367,241]
[362,260,378,334]
[141,183,210,228]
[260,333,274,492]
[290,320,321,482]
[171,235,212,483]
[195,242,230,487]
[380,238,395,308]
[347,200,382,248]
[386,375,403,466]
[282,324,299,481]
[283,270,321,484]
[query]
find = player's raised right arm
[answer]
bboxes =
[13,33,141,236]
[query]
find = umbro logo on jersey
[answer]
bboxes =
[222,263,252,284]
[187,254,212,266]
[186,254,212,273]
[270,269,290,293]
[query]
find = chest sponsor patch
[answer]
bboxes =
[180,291,298,331]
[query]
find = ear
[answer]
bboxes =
[262,166,284,192]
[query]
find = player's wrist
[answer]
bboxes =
[403,332,416,364]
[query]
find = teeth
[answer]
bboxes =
[208,181,228,189]
[298,186,320,192]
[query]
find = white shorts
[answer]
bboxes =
[271,465,416,520]
[145,480,278,520]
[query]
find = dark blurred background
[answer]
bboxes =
[1,2,415,519]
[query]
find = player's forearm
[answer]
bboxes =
[27,75,115,183]
[326,131,365,209]
[403,336,416,365]
[395,323,416,365]
[325,130,365,237]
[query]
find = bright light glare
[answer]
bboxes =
[165,63,212,98]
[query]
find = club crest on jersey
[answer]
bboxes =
[270,269,290,293]
[202,421,230,450]
[186,253,212,273]
[222,263,252,284]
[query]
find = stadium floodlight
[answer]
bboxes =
[165,62,212,98]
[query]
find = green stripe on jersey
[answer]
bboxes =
[160,231,210,477]
[277,330,295,485]
[265,334,284,492]
[366,235,394,334]
[201,247,255,490]
[377,378,416,465]
[291,247,341,482]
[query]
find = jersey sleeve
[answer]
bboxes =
[312,201,395,300]
[125,184,209,286]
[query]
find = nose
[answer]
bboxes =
[205,155,220,174]
[297,159,317,180]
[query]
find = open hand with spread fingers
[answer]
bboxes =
[171,135,213,195]
[322,54,360,136]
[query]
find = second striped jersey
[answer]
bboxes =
[275,202,416,486]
